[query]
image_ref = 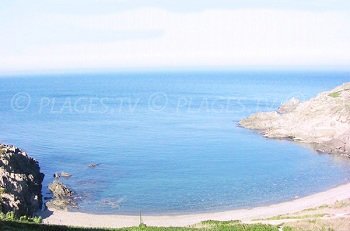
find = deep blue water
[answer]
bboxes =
[1,71,350,214]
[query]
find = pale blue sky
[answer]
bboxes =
[3,0,350,12]
[1,0,350,73]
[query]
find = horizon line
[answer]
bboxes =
[1,65,350,78]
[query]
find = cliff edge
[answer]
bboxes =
[0,144,44,216]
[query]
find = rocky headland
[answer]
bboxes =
[240,82,350,156]
[0,144,44,216]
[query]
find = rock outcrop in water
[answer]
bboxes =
[240,83,350,157]
[47,181,77,210]
[0,144,44,216]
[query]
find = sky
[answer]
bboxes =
[1,0,350,74]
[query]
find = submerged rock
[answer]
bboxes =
[240,83,350,157]
[0,144,44,216]
[60,172,72,178]
[88,163,101,168]
[47,181,77,210]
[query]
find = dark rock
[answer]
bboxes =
[0,144,44,216]
[53,172,60,179]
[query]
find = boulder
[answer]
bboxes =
[47,181,77,210]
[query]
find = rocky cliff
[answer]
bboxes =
[240,83,350,157]
[0,144,44,216]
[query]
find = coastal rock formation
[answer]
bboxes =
[53,171,72,179]
[0,144,44,216]
[240,83,350,156]
[47,181,77,210]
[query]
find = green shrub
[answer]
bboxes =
[328,91,341,98]
[32,216,42,224]
[5,211,15,221]
[0,211,42,224]
[19,215,28,222]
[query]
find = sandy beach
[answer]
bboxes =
[42,182,350,228]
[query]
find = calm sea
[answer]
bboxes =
[1,71,350,214]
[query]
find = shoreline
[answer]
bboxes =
[42,182,350,228]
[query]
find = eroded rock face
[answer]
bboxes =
[240,83,350,157]
[277,97,300,114]
[0,144,44,216]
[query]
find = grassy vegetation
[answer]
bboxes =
[301,204,328,212]
[301,199,350,212]
[0,211,42,224]
[264,213,327,221]
[332,200,350,208]
[193,220,280,230]
[0,219,286,231]
[328,91,341,98]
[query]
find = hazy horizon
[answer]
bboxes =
[1,0,350,74]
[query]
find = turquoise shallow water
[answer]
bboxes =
[1,71,350,214]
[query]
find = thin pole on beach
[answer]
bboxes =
[139,210,143,225]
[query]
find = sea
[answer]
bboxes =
[1,70,350,214]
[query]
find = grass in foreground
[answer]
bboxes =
[0,220,286,231]
[263,213,327,221]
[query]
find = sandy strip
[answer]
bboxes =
[42,183,350,228]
